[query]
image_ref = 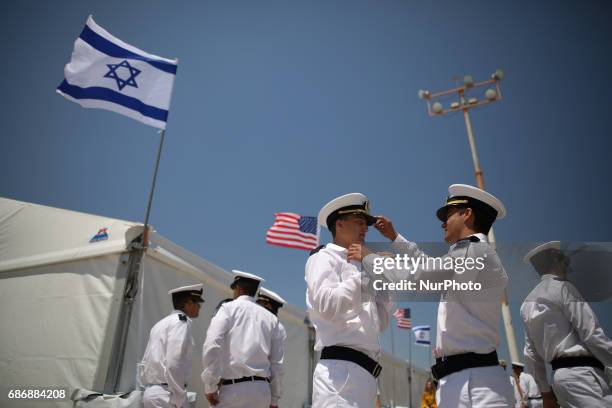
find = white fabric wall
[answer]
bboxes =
[0,254,125,408]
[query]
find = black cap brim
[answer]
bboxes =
[436,205,451,222]
[365,214,377,226]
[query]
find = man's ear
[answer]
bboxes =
[463,207,474,226]
[335,218,343,232]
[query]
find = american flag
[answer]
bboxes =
[266,213,319,251]
[393,308,412,329]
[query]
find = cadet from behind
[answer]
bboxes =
[201,270,285,408]
[257,286,288,408]
[521,241,612,407]
[139,284,204,408]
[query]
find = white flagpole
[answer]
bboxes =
[142,129,166,248]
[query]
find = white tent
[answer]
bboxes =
[0,197,425,407]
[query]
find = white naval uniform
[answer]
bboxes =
[305,243,391,407]
[139,310,194,408]
[363,233,514,408]
[510,372,542,408]
[520,274,612,407]
[201,295,285,408]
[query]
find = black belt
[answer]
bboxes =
[431,350,499,381]
[551,356,604,371]
[320,346,382,378]
[220,376,270,385]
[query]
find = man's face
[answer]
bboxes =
[337,214,369,244]
[442,207,469,244]
[184,298,201,319]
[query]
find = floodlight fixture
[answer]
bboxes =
[492,69,505,80]
[418,89,431,99]
[485,88,497,100]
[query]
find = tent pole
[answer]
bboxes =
[103,244,144,393]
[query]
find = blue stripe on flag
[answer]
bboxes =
[416,339,430,345]
[80,25,177,75]
[57,80,168,122]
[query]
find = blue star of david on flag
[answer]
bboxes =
[57,16,178,129]
[104,60,141,91]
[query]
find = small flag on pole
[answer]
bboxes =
[57,16,178,129]
[266,213,319,251]
[393,308,412,329]
[412,325,431,346]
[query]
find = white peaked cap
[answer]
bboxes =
[317,192,376,228]
[523,241,562,264]
[258,287,287,305]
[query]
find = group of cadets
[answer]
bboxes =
[138,183,611,408]
[139,270,286,408]
[308,186,611,408]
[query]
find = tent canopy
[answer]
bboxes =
[0,198,142,273]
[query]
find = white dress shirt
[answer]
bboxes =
[305,243,391,359]
[201,295,285,404]
[139,310,194,408]
[363,233,507,357]
[511,372,540,407]
[520,274,612,392]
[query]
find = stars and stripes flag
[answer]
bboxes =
[393,308,412,329]
[57,16,178,129]
[412,325,431,346]
[266,213,319,251]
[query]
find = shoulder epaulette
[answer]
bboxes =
[178,314,187,321]
[309,244,325,256]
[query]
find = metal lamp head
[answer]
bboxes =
[485,88,497,100]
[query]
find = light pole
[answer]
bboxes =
[418,69,520,364]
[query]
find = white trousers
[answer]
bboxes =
[312,360,377,408]
[552,367,612,408]
[436,365,514,408]
[143,385,172,408]
[527,398,543,408]
[217,380,271,408]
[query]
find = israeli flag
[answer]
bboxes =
[57,16,178,129]
[412,325,431,346]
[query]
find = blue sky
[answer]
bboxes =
[2,0,611,371]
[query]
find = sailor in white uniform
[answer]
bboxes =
[201,270,284,408]
[139,284,204,408]
[362,184,514,407]
[520,241,612,408]
[306,193,391,407]
[257,286,288,408]
[510,362,542,408]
